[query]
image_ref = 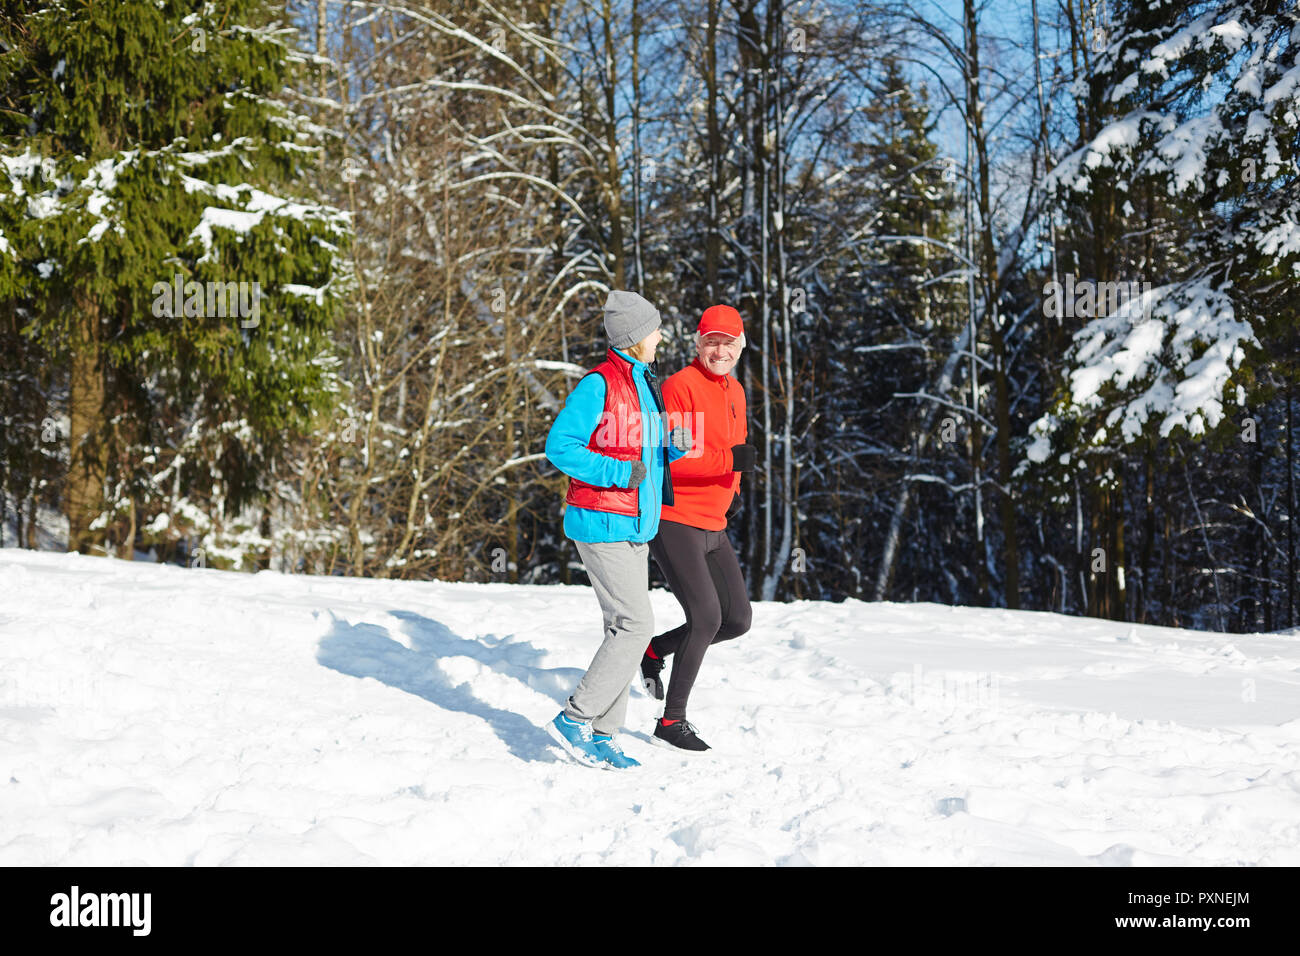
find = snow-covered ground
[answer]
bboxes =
[1,548,1297,866]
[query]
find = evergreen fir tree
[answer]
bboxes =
[0,0,351,560]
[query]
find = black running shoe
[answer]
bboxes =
[653,718,710,751]
[640,653,665,700]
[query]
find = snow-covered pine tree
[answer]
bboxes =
[0,0,350,560]
[1026,0,1296,475]
[1019,0,1299,625]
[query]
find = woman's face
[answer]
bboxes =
[697,332,740,376]
[630,328,662,362]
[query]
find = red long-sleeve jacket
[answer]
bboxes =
[659,357,747,531]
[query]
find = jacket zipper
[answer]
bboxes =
[636,368,648,536]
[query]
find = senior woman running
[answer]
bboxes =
[543,290,690,769]
[641,304,755,751]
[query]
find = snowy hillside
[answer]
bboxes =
[1,549,1298,866]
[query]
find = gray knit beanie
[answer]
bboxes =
[603,290,661,350]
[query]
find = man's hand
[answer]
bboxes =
[730,444,757,472]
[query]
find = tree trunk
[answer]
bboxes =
[67,297,107,555]
[1113,468,1127,620]
[316,0,328,100]
[762,0,793,602]
[704,0,721,302]
[601,0,626,288]
[1139,441,1155,624]
[1254,409,1271,631]
[1288,365,1296,626]
[964,0,1017,607]
[733,0,763,598]
[124,498,136,561]
[630,0,644,293]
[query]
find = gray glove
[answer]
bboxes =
[625,460,647,488]
[669,426,692,454]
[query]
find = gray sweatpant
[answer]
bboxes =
[564,539,655,736]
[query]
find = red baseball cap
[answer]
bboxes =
[698,304,744,339]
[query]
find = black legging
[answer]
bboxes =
[648,519,752,721]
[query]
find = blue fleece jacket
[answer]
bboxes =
[544,347,686,543]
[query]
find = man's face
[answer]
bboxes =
[698,332,740,376]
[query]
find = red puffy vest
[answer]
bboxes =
[565,349,644,516]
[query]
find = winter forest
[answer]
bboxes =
[1,0,1298,634]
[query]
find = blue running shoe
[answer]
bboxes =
[592,733,641,769]
[547,712,605,768]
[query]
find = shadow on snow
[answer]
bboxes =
[316,608,585,763]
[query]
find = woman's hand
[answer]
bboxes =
[668,426,692,454]
[624,460,647,488]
